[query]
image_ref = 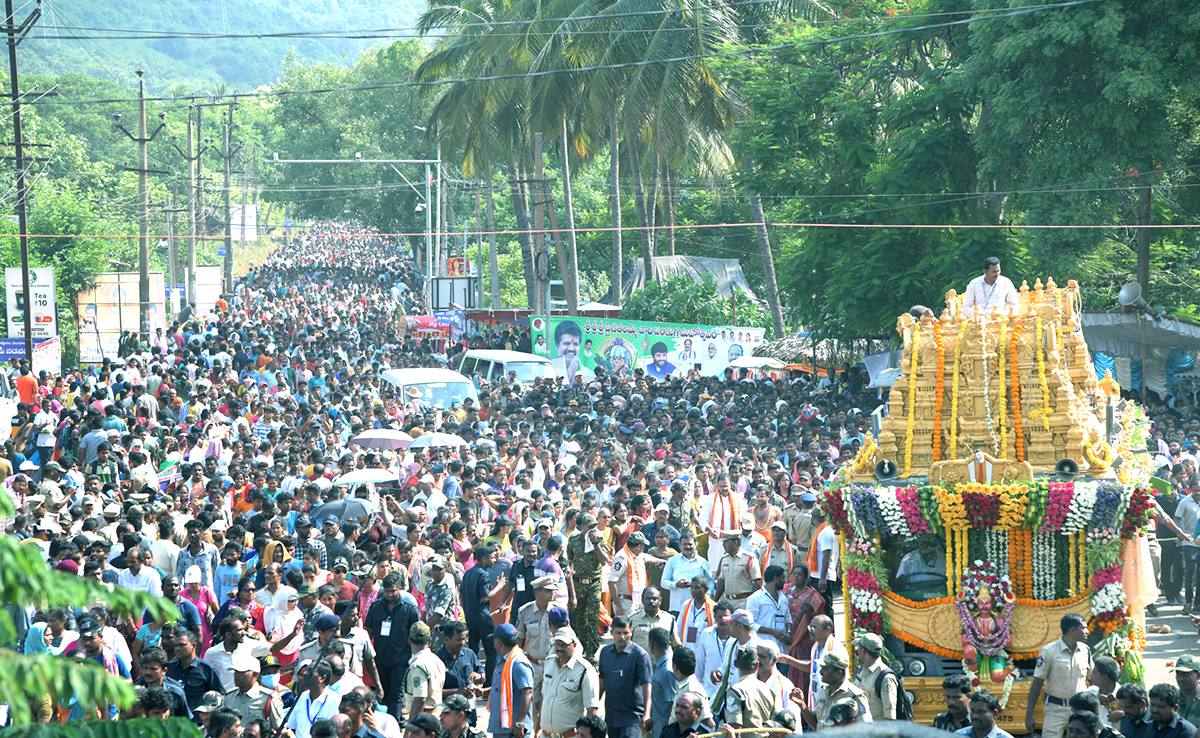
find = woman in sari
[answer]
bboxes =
[609,502,638,552]
[785,563,825,695]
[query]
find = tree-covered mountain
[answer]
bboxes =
[25,0,428,89]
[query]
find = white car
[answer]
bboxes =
[379,368,479,410]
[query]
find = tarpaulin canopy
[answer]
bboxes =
[1081,311,1200,357]
[605,256,757,303]
[1083,312,1200,396]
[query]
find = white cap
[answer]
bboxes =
[183,565,202,584]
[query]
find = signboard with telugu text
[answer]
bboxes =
[5,267,57,339]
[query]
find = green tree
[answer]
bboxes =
[265,43,433,248]
[963,0,1200,300]
[0,492,186,734]
[725,2,1013,339]
[621,274,774,335]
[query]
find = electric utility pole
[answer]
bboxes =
[215,100,242,292]
[170,102,211,305]
[162,185,186,318]
[5,0,40,362]
[239,144,251,264]
[112,69,167,340]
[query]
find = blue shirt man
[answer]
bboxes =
[650,651,676,738]
[488,624,534,738]
[598,617,653,738]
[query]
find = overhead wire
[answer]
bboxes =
[22,0,1102,108]
[35,1,1089,40]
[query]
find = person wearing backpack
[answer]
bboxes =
[853,633,913,721]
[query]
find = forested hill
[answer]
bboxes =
[25,0,427,88]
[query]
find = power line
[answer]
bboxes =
[11,219,1200,241]
[31,1,1087,40]
[23,0,1101,108]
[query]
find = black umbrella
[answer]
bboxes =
[309,497,380,522]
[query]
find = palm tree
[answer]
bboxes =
[415,0,833,316]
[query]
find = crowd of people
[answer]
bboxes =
[4,225,1200,738]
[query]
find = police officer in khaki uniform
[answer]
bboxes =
[852,633,897,721]
[724,645,777,738]
[540,628,600,738]
[1026,613,1092,738]
[802,651,873,729]
[629,586,681,655]
[221,651,285,730]
[785,490,819,560]
[714,532,762,605]
[761,522,800,574]
[404,621,446,719]
[610,532,661,617]
[516,575,556,732]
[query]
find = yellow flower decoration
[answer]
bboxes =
[996,484,1030,530]
[936,487,969,531]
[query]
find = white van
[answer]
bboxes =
[379,368,480,409]
[456,349,557,384]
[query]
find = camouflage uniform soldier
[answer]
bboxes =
[567,513,611,661]
[667,482,698,535]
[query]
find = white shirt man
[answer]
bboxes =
[962,259,1019,315]
[814,523,839,586]
[693,613,735,698]
[746,585,790,654]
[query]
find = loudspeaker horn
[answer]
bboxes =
[1117,282,1151,311]
[876,459,899,480]
[1055,458,1079,479]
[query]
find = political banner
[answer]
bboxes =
[531,315,765,382]
[5,267,57,339]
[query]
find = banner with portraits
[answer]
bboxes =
[531,315,765,382]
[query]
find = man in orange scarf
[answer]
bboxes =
[487,623,534,738]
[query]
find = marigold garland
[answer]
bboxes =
[1009,321,1025,461]
[903,329,921,477]
[998,320,1008,458]
[883,592,953,609]
[950,321,965,458]
[933,321,946,463]
[1035,314,1052,431]
[946,525,956,597]
[831,478,1153,667]
[957,528,968,593]
[1085,438,1117,469]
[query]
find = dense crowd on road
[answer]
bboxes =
[6,223,1200,738]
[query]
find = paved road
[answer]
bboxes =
[1142,598,1199,686]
